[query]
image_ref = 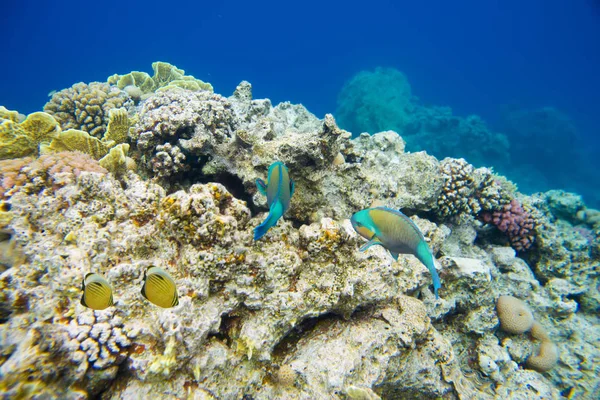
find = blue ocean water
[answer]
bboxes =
[2,0,599,204]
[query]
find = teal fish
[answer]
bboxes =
[254,161,295,240]
[351,207,442,298]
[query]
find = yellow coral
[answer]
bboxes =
[40,129,110,160]
[99,143,133,176]
[0,111,60,160]
[152,61,186,87]
[108,71,155,93]
[156,78,213,93]
[0,210,13,229]
[148,337,178,376]
[0,106,20,122]
[108,62,213,95]
[103,108,130,145]
[44,82,131,139]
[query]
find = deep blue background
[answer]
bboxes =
[2,0,599,161]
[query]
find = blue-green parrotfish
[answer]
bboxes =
[351,207,442,298]
[254,161,295,240]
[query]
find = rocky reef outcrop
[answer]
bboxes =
[0,66,598,399]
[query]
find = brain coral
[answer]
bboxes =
[496,295,534,334]
[44,82,133,139]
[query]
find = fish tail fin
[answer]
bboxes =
[431,259,442,299]
[253,201,284,241]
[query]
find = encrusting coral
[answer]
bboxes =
[0,71,598,398]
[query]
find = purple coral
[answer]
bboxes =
[481,199,536,251]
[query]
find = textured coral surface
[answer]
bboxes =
[0,78,598,399]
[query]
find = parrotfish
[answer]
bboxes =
[141,266,179,308]
[81,272,114,310]
[254,161,295,240]
[351,207,442,298]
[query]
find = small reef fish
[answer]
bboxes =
[351,207,442,298]
[80,273,114,310]
[141,266,179,308]
[254,161,295,240]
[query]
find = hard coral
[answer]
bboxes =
[0,111,60,159]
[481,199,536,251]
[496,295,534,334]
[107,61,213,96]
[0,152,106,199]
[133,88,237,177]
[44,82,133,139]
[437,158,475,218]
[436,158,511,219]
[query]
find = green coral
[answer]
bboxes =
[107,61,213,95]
[0,111,60,160]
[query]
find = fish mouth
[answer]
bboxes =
[351,215,376,241]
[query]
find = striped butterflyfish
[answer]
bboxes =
[80,272,114,310]
[141,266,179,308]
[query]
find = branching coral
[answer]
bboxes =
[436,158,534,251]
[481,199,537,251]
[44,82,133,139]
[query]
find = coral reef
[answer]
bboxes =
[132,88,236,177]
[107,61,213,98]
[0,75,598,399]
[480,199,537,251]
[335,67,510,168]
[0,110,60,159]
[44,82,133,140]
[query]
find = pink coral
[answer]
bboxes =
[0,157,33,198]
[481,199,536,251]
[0,152,107,198]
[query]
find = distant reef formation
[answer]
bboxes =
[0,62,599,399]
[335,67,599,209]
